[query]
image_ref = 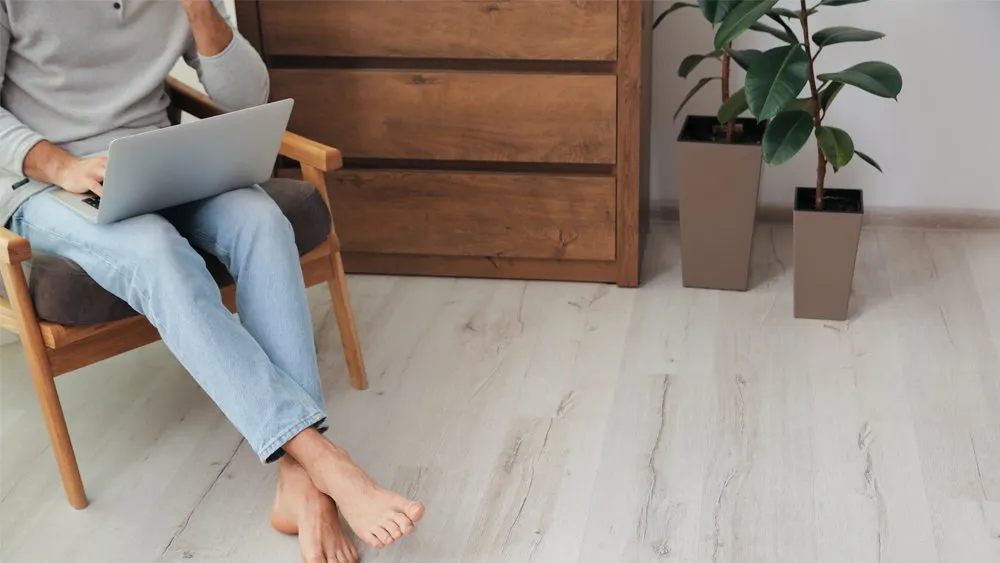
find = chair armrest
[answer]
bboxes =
[280,132,343,173]
[164,76,342,172]
[164,76,224,119]
[0,227,31,265]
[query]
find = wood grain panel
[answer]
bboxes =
[233,0,263,55]
[259,0,617,61]
[614,0,650,287]
[342,253,618,283]
[328,170,616,261]
[271,69,617,164]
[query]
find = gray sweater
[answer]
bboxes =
[0,0,270,226]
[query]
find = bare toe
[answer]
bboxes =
[384,518,404,540]
[393,513,414,535]
[404,501,425,523]
[373,526,394,546]
[364,532,384,549]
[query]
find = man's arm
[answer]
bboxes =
[1,5,105,194]
[181,0,269,111]
[0,5,42,178]
[181,0,233,57]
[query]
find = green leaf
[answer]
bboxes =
[728,48,762,71]
[714,0,781,50]
[818,62,903,99]
[821,0,870,6]
[674,77,721,121]
[812,26,885,47]
[766,12,799,40]
[787,97,815,113]
[855,150,883,173]
[750,21,797,44]
[769,7,800,18]
[699,0,739,23]
[717,88,749,124]
[654,2,698,29]
[816,126,855,171]
[819,82,844,112]
[679,51,723,78]
[745,44,810,121]
[763,111,814,165]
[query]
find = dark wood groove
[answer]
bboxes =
[342,253,619,283]
[266,56,616,75]
[278,157,613,177]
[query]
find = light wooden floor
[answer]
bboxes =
[1,225,998,563]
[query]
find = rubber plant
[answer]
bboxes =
[656,0,794,142]
[729,0,903,208]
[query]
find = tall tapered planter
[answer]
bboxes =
[676,116,765,291]
[793,187,863,321]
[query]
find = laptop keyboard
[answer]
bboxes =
[82,195,101,209]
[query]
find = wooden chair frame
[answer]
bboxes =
[0,77,367,510]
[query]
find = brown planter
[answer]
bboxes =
[793,187,864,321]
[676,116,765,291]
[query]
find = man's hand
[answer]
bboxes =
[23,141,106,196]
[52,157,107,196]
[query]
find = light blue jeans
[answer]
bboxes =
[9,187,327,462]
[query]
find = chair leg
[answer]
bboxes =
[1,262,88,509]
[327,251,368,390]
[26,351,88,509]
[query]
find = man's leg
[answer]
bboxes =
[163,187,358,561]
[9,192,326,464]
[161,186,323,410]
[162,187,423,549]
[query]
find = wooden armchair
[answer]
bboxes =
[0,76,367,510]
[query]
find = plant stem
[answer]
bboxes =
[722,45,734,143]
[798,0,825,210]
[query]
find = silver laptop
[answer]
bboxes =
[50,98,294,224]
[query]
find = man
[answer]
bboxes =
[0,1,423,561]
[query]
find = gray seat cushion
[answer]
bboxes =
[21,178,331,325]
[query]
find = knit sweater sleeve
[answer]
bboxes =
[181,0,270,112]
[0,5,44,175]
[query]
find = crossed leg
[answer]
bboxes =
[10,189,424,561]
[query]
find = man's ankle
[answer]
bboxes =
[283,428,329,466]
[284,428,354,472]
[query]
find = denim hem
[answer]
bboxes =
[258,411,327,464]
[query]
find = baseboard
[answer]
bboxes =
[650,201,1000,230]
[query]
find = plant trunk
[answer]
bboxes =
[721,46,735,143]
[798,0,825,209]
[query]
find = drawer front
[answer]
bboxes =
[272,70,617,164]
[259,1,618,61]
[329,170,616,261]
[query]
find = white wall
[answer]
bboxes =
[652,0,1000,211]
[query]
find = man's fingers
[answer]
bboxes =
[88,180,104,196]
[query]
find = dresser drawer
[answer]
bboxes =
[329,170,616,261]
[272,69,617,164]
[259,0,617,61]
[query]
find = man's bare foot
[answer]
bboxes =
[284,430,425,549]
[272,456,360,563]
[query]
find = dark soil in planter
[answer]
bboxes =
[677,115,766,146]
[795,187,864,214]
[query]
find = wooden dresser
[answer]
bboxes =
[235,0,652,286]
